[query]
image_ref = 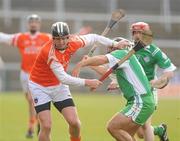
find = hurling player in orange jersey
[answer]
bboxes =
[28,22,123,141]
[0,14,51,138]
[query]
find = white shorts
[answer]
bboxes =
[28,80,72,107]
[20,70,29,93]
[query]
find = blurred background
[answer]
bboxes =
[0,1,180,141]
[0,0,180,92]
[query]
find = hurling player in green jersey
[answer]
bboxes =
[132,22,176,141]
[114,22,176,141]
[72,48,156,141]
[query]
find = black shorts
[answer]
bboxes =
[35,98,75,114]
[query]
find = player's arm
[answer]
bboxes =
[0,32,15,45]
[50,60,102,89]
[72,55,109,77]
[90,65,107,76]
[80,34,119,48]
[151,48,176,89]
[72,53,126,77]
[150,71,174,89]
[87,59,119,90]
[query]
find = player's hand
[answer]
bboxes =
[114,39,131,49]
[72,55,90,77]
[72,64,81,77]
[150,77,169,89]
[85,79,102,90]
[107,82,119,91]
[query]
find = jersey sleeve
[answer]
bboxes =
[11,33,21,47]
[67,35,86,53]
[50,60,85,86]
[80,34,113,47]
[105,53,128,69]
[153,49,176,72]
[0,32,15,45]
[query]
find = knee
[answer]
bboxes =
[136,130,144,139]
[68,118,81,128]
[106,121,116,135]
[40,121,52,132]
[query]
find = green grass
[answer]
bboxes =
[0,92,180,141]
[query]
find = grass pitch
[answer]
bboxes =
[0,92,180,141]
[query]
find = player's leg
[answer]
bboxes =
[152,90,169,141]
[107,112,140,141]
[20,70,36,138]
[52,84,81,141]
[107,94,155,141]
[137,117,154,141]
[136,126,144,139]
[54,99,81,141]
[28,80,52,141]
[25,91,37,137]
[36,102,51,141]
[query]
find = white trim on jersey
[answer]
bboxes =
[124,65,147,94]
[106,54,147,94]
[50,60,85,86]
[163,63,177,72]
[105,54,129,68]
[152,48,160,56]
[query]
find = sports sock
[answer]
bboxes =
[153,125,164,136]
[70,136,81,141]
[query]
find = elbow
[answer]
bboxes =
[59,76,70,85]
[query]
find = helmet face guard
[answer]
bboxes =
[51,22,70,37]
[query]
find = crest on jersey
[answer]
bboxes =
[143,56,150,62]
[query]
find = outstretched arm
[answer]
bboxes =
[0,32,14,45]
[72,55,108,77]
[80,34,116,48]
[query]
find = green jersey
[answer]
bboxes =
[106,49,151,100]
[135,43,176,81]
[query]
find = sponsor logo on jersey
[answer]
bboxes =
[24,46,41,54]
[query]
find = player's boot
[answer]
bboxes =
[26,129,34,138]
[158,124,169,141]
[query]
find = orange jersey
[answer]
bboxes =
[12,32,51,73]
[30,35,85,86]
